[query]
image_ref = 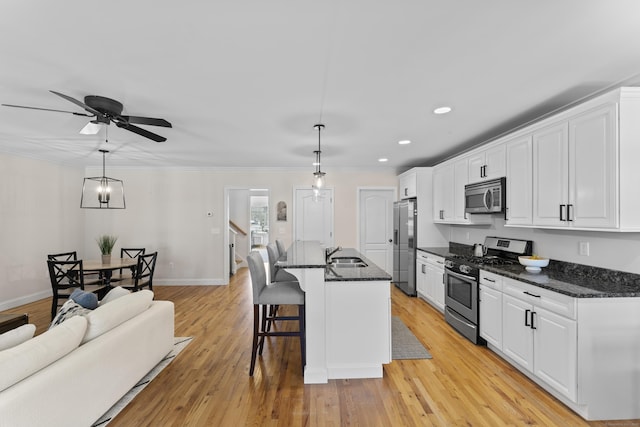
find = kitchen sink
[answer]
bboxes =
[329,257,368,267]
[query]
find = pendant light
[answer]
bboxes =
[80,149,126,209]
[312,123,326,189]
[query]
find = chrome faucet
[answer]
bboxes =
[325,246,342,263]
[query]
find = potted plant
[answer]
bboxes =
[97,234,118,264]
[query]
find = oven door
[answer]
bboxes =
[444,268,478,324]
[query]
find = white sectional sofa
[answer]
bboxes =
[0,290,174,427]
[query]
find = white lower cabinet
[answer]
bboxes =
[416,251,445,312]
[479,271,503,349]
[491,276,578,402]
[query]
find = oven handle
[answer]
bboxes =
[445,268,477,283]
[446,307,476,329]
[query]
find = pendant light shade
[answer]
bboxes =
[80,149,126,209]
[312,123,326,189]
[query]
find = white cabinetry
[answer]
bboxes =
[397,167,447,247]
[416,251,444,312]
[505,135,533,225]
[501,277,577,401]
[398,169,417,199]
[468,143,506,183]
[479,271,503,349]
[532,103,617,229]
[482,274,640,420]
[433,158,491,225]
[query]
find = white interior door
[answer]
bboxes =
[294,188,334,247]
[359,188,395,274]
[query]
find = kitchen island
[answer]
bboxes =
[276,241,391,384]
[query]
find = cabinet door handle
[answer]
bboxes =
[525,309,531,327]
[559,204,566,221]
[523,291,541,298]
[421,264,426,274]
[568,204,574,221]
[531,311,537,330]
[404,188,408,196]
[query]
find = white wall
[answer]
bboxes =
[0,153,84,310]
[449,217,640,274]
[81,167,399,286]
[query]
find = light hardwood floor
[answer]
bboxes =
[3,268,638,426]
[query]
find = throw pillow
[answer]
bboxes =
[0,315,87,393]
[70,288,98,309]
[49,299,91,329]
[100,286,131,305]
[0,324,36,351]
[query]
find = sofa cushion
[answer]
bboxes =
[99,286,131,305]
[82,289,154,344]
[70,288,99,309]
[0,324,36,351]
[0,315,87,392]
[50,299,92,329]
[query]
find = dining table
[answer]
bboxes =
[83,257,138,286]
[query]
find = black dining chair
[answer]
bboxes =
[110,247,146,283]
[47,251,103,286]
[46,259,107,320]
[118,251,158,292]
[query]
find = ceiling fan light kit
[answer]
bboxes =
[80,149,126,209]
[2,90,172,142]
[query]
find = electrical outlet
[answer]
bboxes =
[579,242,590,256]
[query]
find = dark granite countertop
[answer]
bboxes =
[276,242,391,282]
[325,248,392,282]
[418,245,640,298]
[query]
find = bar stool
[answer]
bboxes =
[247,251,305,376]
[266,242,298,283]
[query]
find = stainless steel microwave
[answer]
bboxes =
[464,177,505,214]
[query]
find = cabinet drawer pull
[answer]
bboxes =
[524,291,541,298]
[484,278,495,283]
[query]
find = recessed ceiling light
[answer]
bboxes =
[434,106,452,115]
[378,158,388,162]
[398,140,411,145]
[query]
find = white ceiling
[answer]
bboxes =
[2,1,640,172]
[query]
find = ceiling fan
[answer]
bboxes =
[2,90,172,142]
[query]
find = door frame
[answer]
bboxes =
[356,186,397,271]
[224,186,270,283]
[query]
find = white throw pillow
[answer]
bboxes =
[100,286,131,305]
[82,289,154,344]
[0,324,36,351]
[0,315,87,392]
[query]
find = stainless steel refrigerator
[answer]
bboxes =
[393,198,417,296]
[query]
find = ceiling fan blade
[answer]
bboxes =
[1,103,93,117]
[120,115,172,128]
[49,90,103,117]
[115,121,166,142]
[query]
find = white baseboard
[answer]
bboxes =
[0,290,51,312]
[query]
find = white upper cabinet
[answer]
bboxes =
[398,169,417,199]
[505,134,533,226]
[532,102,618,229]
[468,143,506,183]
[532,122,570,227]
[433,157,491,225]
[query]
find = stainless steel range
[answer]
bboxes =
[444,236,532,344]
